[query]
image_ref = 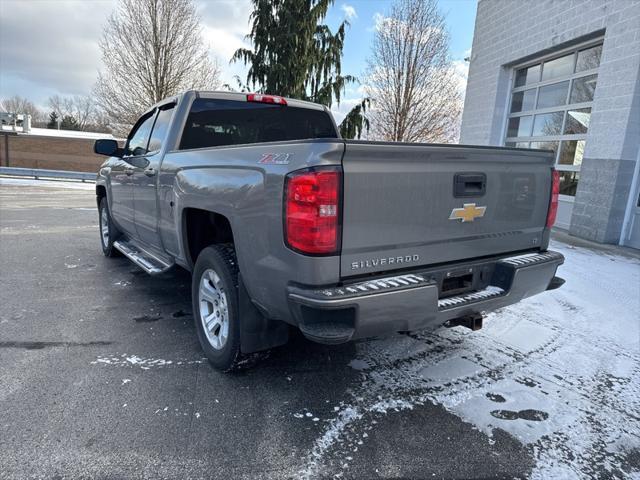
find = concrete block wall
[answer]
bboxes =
[460,0,640,245]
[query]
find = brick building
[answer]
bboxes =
[460,0,640,249]
[0,127,114,173]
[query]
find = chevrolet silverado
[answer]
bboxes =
[94,90,565,371]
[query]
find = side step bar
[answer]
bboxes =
[113,239,173,275]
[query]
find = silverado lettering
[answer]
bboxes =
[351,255,421,270]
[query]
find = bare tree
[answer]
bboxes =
[0,95,44,122]
[365,0,462,143]
[48,95,98,131]
[95,0,221,135]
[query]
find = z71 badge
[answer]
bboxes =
[259,153,291,165]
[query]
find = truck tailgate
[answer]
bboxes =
[340,141,554,278]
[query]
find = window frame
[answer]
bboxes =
[503,38,603,200]
[124,110,157,158]
[146,102,177,155]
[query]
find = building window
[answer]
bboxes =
[505,42,602,198]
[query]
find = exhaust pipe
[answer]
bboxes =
[445,313,483,331]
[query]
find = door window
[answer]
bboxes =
[125,113,156,157]
[148,104,175,153]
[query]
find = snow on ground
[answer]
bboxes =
[299,240,640,478]
[91,353,206,369]
[0,177,95,190]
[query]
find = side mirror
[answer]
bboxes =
[94,139,121,157]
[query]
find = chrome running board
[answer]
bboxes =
[113,239,173,275]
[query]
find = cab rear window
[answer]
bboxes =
[179,98,338,150]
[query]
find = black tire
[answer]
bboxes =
[98,197,120,257]
[191,244,243,371]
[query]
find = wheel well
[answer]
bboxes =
[96,185,106,207]
[184,208,234,266]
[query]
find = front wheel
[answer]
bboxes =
[192,245,242,371]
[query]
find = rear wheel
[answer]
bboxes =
[192,245,242,371]
[98,197,120,257]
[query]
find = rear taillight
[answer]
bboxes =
[546,169,560,228]
[247,93,287,105]
[285,167,341,255]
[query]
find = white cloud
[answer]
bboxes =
[0,0,254,104]
[369,12,386,32]
[330,96,362,126]
[451,59,470,98]
[201,25,251,88]
[341,4,357,21]
[188,0,253,89]
[0,0,116,104]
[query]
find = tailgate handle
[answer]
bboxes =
[454,173,486,197]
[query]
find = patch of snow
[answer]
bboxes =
[19,127,116,140]
[91,353,204,369]
[298,406,363,479]
[368,398,414,414]
[297,240,640,478]
[0,177,95,190]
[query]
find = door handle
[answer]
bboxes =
[144,167,157,177]
[125,167,134,176]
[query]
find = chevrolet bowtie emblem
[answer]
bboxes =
[449,203,486,222]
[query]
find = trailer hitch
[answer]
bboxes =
[445,313,483,331]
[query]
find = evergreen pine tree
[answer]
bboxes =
[60,115,79,130]
[47,111,59,129]
[232,0,369,139]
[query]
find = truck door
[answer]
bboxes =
[132,103,175,249]
[112,111,155,238]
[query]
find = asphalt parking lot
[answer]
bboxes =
[1,178,639,479]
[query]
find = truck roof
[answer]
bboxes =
[144,90,328,116]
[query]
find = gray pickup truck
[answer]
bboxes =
[94,90,564,371]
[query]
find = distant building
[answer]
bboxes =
[0,126,116,172]
[460,0,640,249]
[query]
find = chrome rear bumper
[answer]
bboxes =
[287,250,564,344]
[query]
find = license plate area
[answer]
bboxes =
[440,268,475,298]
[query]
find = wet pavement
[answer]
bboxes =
[1,178,638,479]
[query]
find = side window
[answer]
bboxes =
[125,112,156,156]
[148,104,175,153]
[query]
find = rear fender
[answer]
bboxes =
[174,167,266,296]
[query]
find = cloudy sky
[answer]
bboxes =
[0,0,476,123]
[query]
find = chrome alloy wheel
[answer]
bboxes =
[100,207,109,248]
[198,268,229,350]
